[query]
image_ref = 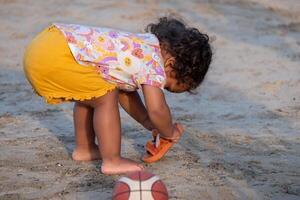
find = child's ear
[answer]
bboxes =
[164,57,176,71]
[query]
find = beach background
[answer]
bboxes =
[0,0,300,199]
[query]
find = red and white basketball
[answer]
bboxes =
[112,171,168,200]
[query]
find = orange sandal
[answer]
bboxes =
[142,124,184,163]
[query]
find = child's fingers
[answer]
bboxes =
[175,122,184,133]
[152,129,159,137]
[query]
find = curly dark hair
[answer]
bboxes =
[145,17,212,92]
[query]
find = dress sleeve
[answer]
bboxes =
[133,64,166,90]
[132,33,166,90]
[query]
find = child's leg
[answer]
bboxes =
[83,90,144,175]
[72,102,101,161]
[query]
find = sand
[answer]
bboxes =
[0,0,300,199]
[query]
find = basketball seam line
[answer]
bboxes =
[112,190,168,198]
[139,172,142,200]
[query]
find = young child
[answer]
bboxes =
[23,17,212,175]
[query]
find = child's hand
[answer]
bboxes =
[171,122,184,142]
[160,122,184,142]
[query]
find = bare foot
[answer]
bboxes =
[72,144,101,161]
[101,157,144,175]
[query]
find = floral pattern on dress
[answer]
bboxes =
[54,23,166,91]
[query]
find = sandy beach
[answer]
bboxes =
[0,0,300,199]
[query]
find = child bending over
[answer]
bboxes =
[23,17,212,175]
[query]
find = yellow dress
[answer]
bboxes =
[23,25,116,104]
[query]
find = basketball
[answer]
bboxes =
[112,171,169,200]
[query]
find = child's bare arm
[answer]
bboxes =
[142,85,176,139]
[118,91,154,130]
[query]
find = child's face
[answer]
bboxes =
[164,59,189,93]
[164,76,189,93]
[161,48,189,93]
